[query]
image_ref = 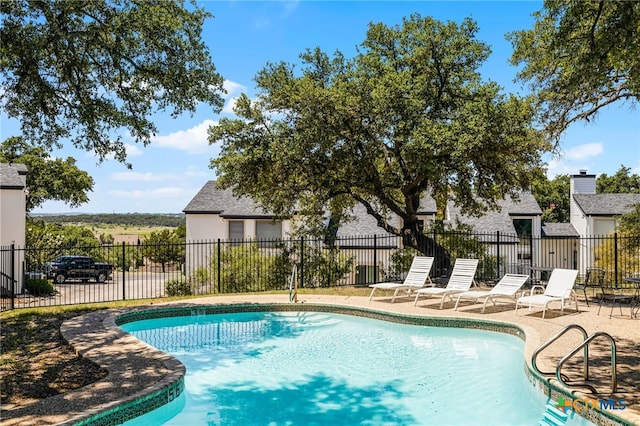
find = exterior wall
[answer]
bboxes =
[185,213,293,274]
[540,238,577,271]
[185,213,225,241]
[0,189,26,247]
[0,187,26,293]
[184,214,223,275]
[570,171,596,238]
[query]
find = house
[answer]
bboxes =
[0,163,28,294]
[568,170,640,272]
[570,170,640,236]
[183,181,543,279]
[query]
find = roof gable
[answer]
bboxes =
[573,193,640,216]
[183,181,276,217]
[0,163,28,189]
[185,182,542,237]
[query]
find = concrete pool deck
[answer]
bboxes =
[2,292,639,426]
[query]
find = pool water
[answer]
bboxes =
[120,311,593,425]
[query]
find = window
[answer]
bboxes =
[228,221,244,243]
[513,218,532,238]
[256,221,282,247]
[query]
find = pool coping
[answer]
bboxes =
[1,300,634,426]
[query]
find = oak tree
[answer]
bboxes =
[0,137,94,211]
[1,0,224,164]
[209,15,549,266]
[509,0,640,144]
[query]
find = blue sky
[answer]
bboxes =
[3,1,639,214]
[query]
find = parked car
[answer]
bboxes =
[44,255,114,284]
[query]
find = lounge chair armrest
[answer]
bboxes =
[529,285,545,296]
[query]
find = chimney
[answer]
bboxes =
[570,170,596,195]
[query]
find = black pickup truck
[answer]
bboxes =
[44,255,114,284]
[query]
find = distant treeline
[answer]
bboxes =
[33,213,185,228]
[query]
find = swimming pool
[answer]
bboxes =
[119,310,594,425]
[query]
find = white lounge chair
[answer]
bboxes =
[368,256,434,302]
[515,268,579,318]
[454,273,530,312]
[413,258,479,308]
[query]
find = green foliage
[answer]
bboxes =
[25,218,101,269]
[432,222,489,275]
[1,0,224,164]
[206,242,288,293]
[109,244,143,271]
[509,1,640,143]
[36,213,185,228]
[384,248,421,280]
[143,229,184,272]
[209,14,548,267]
[0,137,93,211]
[165,276,192,297]
[532,174,570,223]
[99,233,114,245]
[597,166,640,194]
[593,234,640,285]
[293,245,354,288]
[25,278,55,296]
[619,205,640,244]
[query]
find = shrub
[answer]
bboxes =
[25,278,55,296]
[165,276,192,296]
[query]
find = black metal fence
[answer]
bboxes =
[1,231,639,311]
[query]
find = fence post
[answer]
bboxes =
[10,243,15,310]
[299,236,304,289]
[373,235,378,283]
[614,233,619,286]
[496,231,501,279]
[122,242,126,300]
[529,233,534,271]
[217,239,221,293]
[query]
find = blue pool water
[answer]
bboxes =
[120,311,594,425]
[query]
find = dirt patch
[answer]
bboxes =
[0,311,107,411]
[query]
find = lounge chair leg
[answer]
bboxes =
[391,288,399,303]
[369,288,375,301]
[413,293,420,306]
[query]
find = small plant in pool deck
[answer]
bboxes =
[25,278,55,296]
[165,276,192,297]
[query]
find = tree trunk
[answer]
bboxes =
[403,230,451,277]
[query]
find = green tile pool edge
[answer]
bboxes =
[74,303,631,426]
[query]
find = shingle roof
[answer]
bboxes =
[184,181,542,238]
[446,192,542,235]
[573,193,640,216]
[542,222,579,238]
[0,163,28,189]
[183,181,276,218]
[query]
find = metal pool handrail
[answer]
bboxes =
[532,324,589,378]
[556,332,617,393]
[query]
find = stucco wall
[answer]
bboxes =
[0,188,26,247]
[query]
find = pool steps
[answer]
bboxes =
[539,404,569,426]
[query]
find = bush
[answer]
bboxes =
[25,278,55,296]
[165,276,192,297]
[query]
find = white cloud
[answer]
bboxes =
[125,143,143,157]
[107,187,185,199]
[545,142,605,178]
[222,96,240,114]
[563,142,603,160]
[223,80,245,98]
[151,120,217,154]
[110,171,168,182]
